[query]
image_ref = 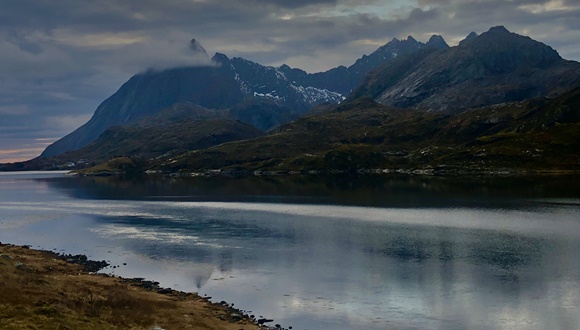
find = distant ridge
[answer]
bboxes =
[352,26,580,111]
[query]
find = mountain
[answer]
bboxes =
[352,26,580,111]
[189,38,209,58]
[41,35,448,157]
[41,65,245,157]
[426,35,449,49]
[145,86,580,174]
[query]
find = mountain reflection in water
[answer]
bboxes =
[0,173,578,330]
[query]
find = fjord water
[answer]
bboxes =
[0,172,579,330]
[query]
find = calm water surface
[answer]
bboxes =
[0,172,579,330]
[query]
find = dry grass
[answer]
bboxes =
[0,244,259,330]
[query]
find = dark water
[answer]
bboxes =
[0,172,579,329]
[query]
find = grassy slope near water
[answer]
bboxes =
[0,243,260,330]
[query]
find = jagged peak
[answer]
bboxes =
[211,52,230,64]
[406,35,418,43]
[190,38,208,57]
[458,31,479,46]
[426,34,449,49]
[458,26,562,67]
[428,34,444,41]
[377,38,400,51]
[488,25,510,33]
[466,31,478,39]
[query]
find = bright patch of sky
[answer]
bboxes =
[53,30,147,48]
[519,0,579,14]
[277,0,419,20]
[319,1,419,19]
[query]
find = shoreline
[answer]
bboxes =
[158,167,580,178]
[0,242,282,330]
[1,166,579,178]
[76,166,580,177]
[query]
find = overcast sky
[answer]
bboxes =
[1,0,579,163]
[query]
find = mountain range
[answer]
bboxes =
[3,26,579,174]
[40,32,450,157]
[351,26,580,111]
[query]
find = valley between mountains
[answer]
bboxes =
[2,26,579,175]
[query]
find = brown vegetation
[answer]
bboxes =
[0,243,259,330]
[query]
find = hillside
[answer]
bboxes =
[69,119,263,162]
[146,86,580,174]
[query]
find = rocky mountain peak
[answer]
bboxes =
[469,26,562,69]
[488,25,510,34]
[466,31,478,39]
[458,31,479,46]
[351,26,580,112]
[211,52,230,65]
[376,38,400,51]
[406,35,418,43]
[190,38,209,59]
[426,35,449,49]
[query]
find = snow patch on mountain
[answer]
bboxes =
[290,85,344,104]
[253,91,285,101]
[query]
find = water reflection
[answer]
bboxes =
[82,204,580,328]
[41,174,580,209]
[0,173,578,329]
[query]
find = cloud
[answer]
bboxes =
[518,0,578,14]
[0,0,579,162]
[0,105,29,116]
[251,0,338,9]
[52,30,147,48]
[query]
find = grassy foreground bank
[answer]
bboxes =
[0,243,261,330]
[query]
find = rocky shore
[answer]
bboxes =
[0,242,286,330]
